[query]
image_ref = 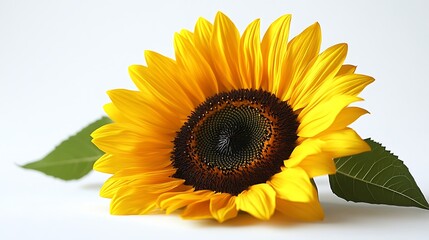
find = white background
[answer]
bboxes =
[1,0,429,239]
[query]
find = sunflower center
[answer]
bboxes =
[196,105,271,170]
[172,89,298,195]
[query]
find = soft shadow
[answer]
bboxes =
[194,211,310,228]
[80,182,103,190]
[192,194,429,227]
[322,200,429,224]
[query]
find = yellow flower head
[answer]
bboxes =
[92,12,373,222]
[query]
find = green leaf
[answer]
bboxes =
[22,117,111,180]
[329,138,429,210]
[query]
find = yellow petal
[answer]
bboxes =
[281,22,321,101]
[110,179,190,215]
[174,33,218,102]
[129,61,195,115]
[296,152,336,178]
[101,107,175,137]
[110,186,158,215]
[100,176,133,198]
[239,19,262,89]
[178,29,194,43]
[143,51,199,109]
[210,193,238,223]
[236,183,276,220]
[327,107,369,132]
[298,95,362,137]
[210,12,241,90]
[91,123,173,155]
[194,17,214,70]
[100,169,178,198]
[135,180,187,194]
[319,128,371,158]
[261,14,291,92]
[285,138,324,167]
[103,103,130,123]
[95,147,171,171]
[93,153,117,174]
[128,64,154,97]
[181,199,212,220]
[158,190,214,214]
[107,167,174,180]
[290,43,348,110]
[336,64,357,76]
[106,89,181,131]
[93,145,172,173]
[276,187,324,221]
[332,74,375,97]
[269,167,315,202]
[305,73,374,110]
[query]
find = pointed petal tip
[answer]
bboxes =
[173,32,181,40]
[216,11,226,17]
[306,22,322,39]
[92,157,107,173]
[128,64,144,72]
[143,49,151,57]
[279,14,292,21]
[362,139,372,152]
[362,108,370,114]
[272,14,292,30]
[105,89,123,100]
[105,89,114,96]
[339,42,348,51]
[313,22,321,30]
[253,18,261,25]
[215,11,234,24]
[90,125,106,139]
[327,43,348,55]
[215,11,226,21]
[196,16,210,25]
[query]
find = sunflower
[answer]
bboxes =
[92,12,373,222]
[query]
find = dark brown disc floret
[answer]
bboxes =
[171,89,298,195]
